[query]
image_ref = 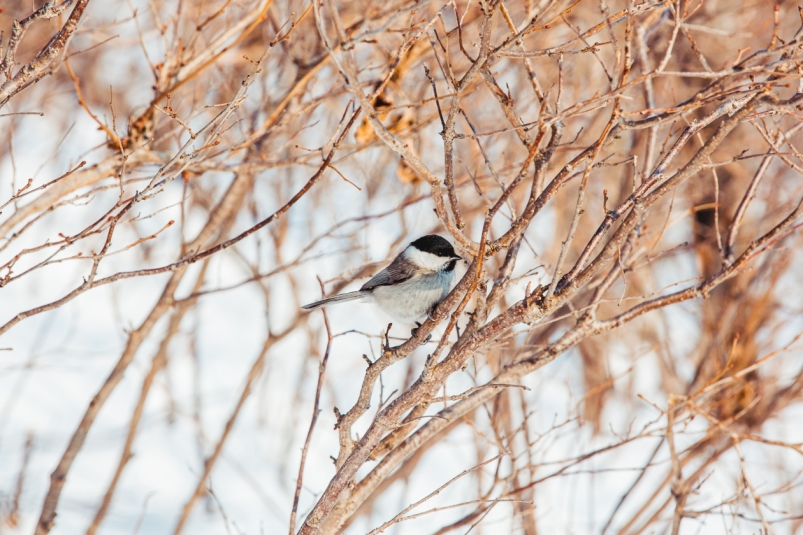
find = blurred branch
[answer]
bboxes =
[173,320,300,535]
[289,287,333,535]
[34,166,257,535]
[4,1,803,534]
[0,0,91,109]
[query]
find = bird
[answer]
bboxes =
[301,235,461,335]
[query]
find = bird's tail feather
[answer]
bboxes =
[301,291,363,311]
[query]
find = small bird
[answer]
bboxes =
[301,235,461,331]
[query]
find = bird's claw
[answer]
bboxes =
[411,322,432,343]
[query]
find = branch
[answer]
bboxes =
[0,0,92,109]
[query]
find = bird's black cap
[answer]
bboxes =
[410,235,460,258]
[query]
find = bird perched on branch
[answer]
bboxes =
[302,235,461,336]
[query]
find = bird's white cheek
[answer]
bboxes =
[403,247,448,271]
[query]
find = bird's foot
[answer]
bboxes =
[411,322,432,343]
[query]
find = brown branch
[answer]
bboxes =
[547,111,618,297]
[299,257,485,534]
[365,454,508,535]
[289,291,333,535]
[6,432,34,528]
[84,259,212,535]
[0,0,92,109]
[33,168,256,535]
[0,109,360,338]
[172,323,299,535]
[315,0,476,253]
[314,186,803,533]
[557,93,762,295]
[35,273,182,535]
[666,397,687,535]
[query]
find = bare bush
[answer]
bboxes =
[2,0,803,534]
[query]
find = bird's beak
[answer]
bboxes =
[452,255,462,260]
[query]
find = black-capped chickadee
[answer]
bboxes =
[301,235,461,329]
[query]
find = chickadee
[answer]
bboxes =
[301,235,461,330]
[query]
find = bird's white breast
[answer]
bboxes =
[369,269,455,323]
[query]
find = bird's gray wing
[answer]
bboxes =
[360,256,415,291]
